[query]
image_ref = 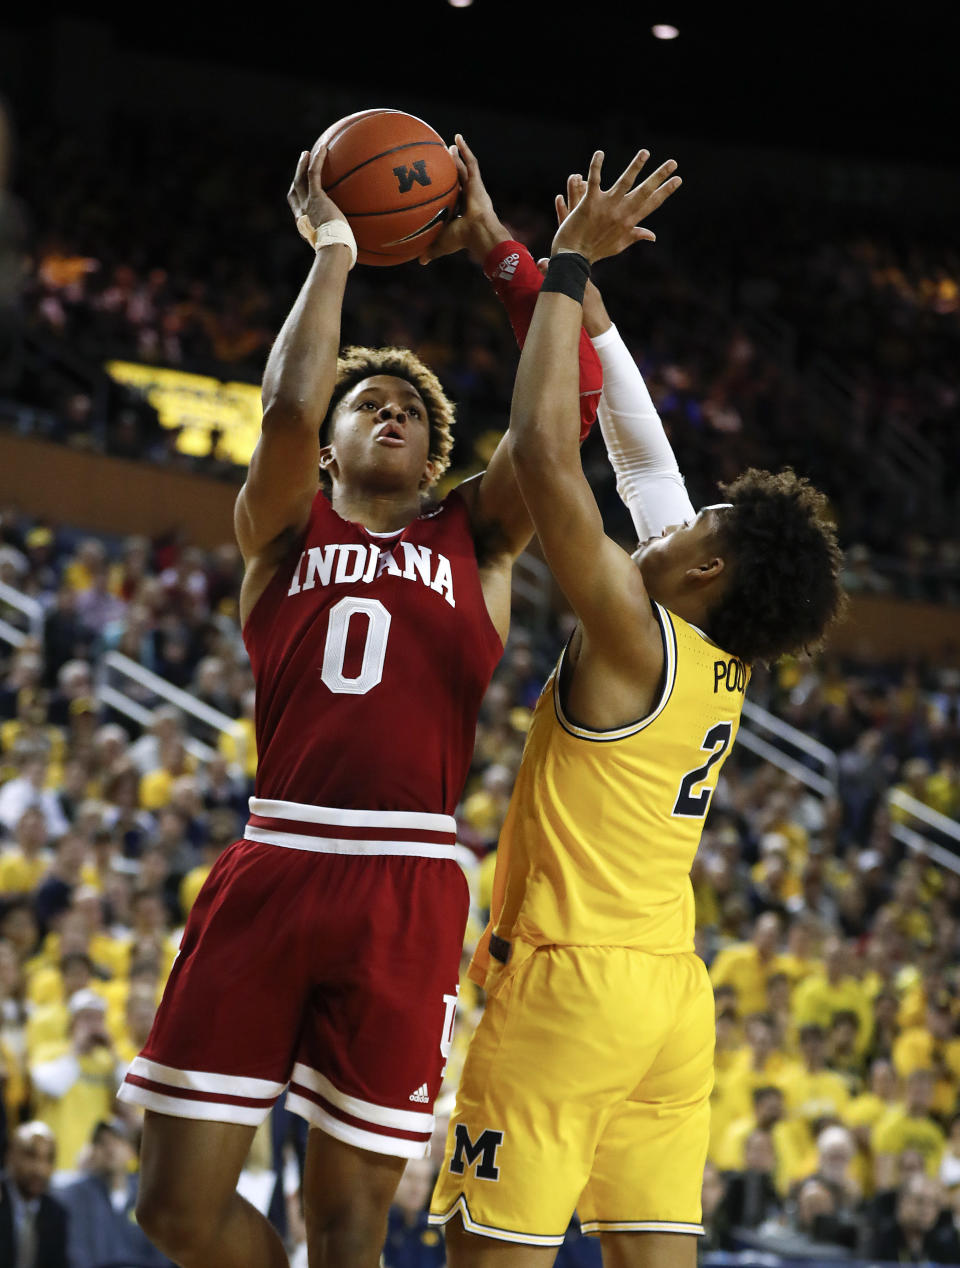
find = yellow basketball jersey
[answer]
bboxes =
[472,603,748,989]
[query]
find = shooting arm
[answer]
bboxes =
[234,246,349,560]
[235,147,353,561]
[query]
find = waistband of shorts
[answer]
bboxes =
[244,797,459,859]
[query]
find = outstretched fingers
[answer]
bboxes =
[586,150,605,191]
[613,148,651,193]
[626,163,682,217]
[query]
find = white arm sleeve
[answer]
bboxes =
[31,1051,81,1099]
[592,323,696,541]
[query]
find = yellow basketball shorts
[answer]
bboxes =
[429,944,714,1246]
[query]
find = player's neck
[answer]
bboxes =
[329,486,423,533]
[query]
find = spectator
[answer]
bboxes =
[716,1128,783,1241]
[0,750,69,840]
[29,988,119,1175]
[788,1176,849,1250]
[709,911,785,1015]
[58,1117,173,1267]
[941,1113,960,1189]
[893,993,960,1119]
[784,1023,850,1127]
[864,1173,960,1263]
[0,1120,68,1267]
[808,1123,861,1247]
[0,806,52,894]
[873,1068,947,1184]
[827,1008,866,1091]
[792,935,871,1055]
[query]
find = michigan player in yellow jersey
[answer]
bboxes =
[429,151,846,1268]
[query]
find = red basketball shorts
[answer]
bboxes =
[118,799,469,1158]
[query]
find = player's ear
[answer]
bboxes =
[319,445,338,477]
[419,458,438,490]
[686,556,725,584]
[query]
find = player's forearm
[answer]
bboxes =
[509,290,583,470]
[260,246,352,426]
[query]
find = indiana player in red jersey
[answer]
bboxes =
[115,139,618,1268]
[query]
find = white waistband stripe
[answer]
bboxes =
[244,826,459,859]
[249,798,456,834]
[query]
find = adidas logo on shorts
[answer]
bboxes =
[409,1083,430,1103]
[497,253,519,281]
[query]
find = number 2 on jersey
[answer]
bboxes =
[672,721,733,818]
[320,597,392,695]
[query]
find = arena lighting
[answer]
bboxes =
[448,0,473,7]
[652,23,680,38]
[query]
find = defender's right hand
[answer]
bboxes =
[550,173,611,337]
[288,145,349,242]
[551,149,681,265]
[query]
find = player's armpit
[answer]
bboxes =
[457,443,533,564]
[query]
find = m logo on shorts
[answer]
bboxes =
[448,1125,504,1181]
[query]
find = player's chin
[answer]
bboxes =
[365,452,425,491]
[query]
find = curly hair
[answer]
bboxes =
[320,346,455,489]
[707,468,847,665]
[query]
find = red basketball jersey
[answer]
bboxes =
[243,489,503,815]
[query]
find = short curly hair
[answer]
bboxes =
[321,346,455,488]
[707,468,846,665]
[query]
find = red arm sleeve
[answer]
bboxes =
[483,239,602,441]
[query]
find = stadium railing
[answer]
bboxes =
[888,787,960,877]
[0,577,44,643]
[738,698,839,798]
[98,650,247,767]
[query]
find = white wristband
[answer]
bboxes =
[296,215,357,269]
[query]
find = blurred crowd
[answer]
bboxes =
[0,496,954,1263]
[0,122,957,602]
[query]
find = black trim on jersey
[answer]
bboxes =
[552,603,678,743]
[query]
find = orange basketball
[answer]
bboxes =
[313,109,460,267]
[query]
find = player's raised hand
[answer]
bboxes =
[544,174,611,337]
[418,133,509,265]
[288,145,349,245]
[551,149,681,264]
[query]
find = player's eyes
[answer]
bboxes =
[407,406,421,419]
[359,400,378,410]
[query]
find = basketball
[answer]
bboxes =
[313,109,460,267]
